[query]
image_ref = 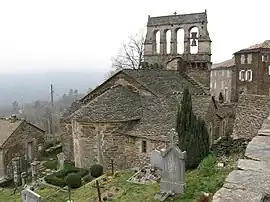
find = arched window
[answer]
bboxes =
[155,31,160,54]
[189,27,199,54]
[165,30,171,54]
[239,70,245,81]
[176,29,184,54]
[246,70,253,82]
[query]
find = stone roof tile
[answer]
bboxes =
[71,84,142,122]
[0,119,23,146]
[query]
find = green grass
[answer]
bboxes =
[0,154,233,202]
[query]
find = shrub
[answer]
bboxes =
[82,174,94,183]
[65,173,82,189]
[44,166,88,187]
[43,159,57,170]
[90,164,103,178]
[44,175,66,187]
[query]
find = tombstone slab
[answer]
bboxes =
[21,188,41,202]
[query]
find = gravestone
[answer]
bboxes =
[12,156,21,185]
[21,172,28,186]
[150,150,163,170]
[57,152,65,170]
[31,160,39,182]
[155,129,186,201]
[21,188,41,202]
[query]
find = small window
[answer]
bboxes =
[142,140,147,153]
[224,88,229,103]
[268,66,270,75]
[214,81,216,89]
[241,54,245,64]
[221,81,224,89]
[246,70,252,82]
[239,70,245,81]
[247,54,252,64]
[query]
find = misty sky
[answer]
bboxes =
[0,0,268,73]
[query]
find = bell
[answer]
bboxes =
[191,39,197,46]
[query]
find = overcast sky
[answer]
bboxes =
[0,0,268,73]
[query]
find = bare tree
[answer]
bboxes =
[112,33,145,71]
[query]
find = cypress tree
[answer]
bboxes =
[176,88,210,169]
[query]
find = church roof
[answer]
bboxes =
[122,69,206,96]
[71,84,142,122]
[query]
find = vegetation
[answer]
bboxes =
[0,154,233,202]
[44,164,88,187]
[90,164,104,178]
[176,88,210,169]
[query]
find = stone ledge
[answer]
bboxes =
[237,159,270,173]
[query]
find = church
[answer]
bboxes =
[60,10,222,170]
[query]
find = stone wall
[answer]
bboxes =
[2,121,45,174]
[73,121,127,171]
[211,136,249,157]
[124,136,167,169]
[60,119,73,162]
[232,94,270,139]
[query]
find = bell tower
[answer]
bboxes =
[143,10,212,70]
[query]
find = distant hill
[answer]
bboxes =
[0,71,107,107]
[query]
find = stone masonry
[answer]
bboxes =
[213,114,270,202]
[0,117,45,179]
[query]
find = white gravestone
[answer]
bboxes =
[57,152,65,170]
[150,150,163,170]
[21,188,41,202]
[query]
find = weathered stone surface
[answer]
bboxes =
[213,116,270,202]
[237,159,270,173]
[258,116,270,136]
[245,136,270,162]
[232,94,270,139]
[213,187,263,202]
[223,170,270,194]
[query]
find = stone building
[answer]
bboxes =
[0,116,45,180]
[210,57,235,103]
[60,68,214,170]
[234,40,270,101]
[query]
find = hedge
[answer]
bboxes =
[45,166,88,187]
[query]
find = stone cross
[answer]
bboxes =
[57,152,65,170]
[12,156,21,186]
[21,188,41,202]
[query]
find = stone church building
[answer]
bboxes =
[60,10,223,170]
